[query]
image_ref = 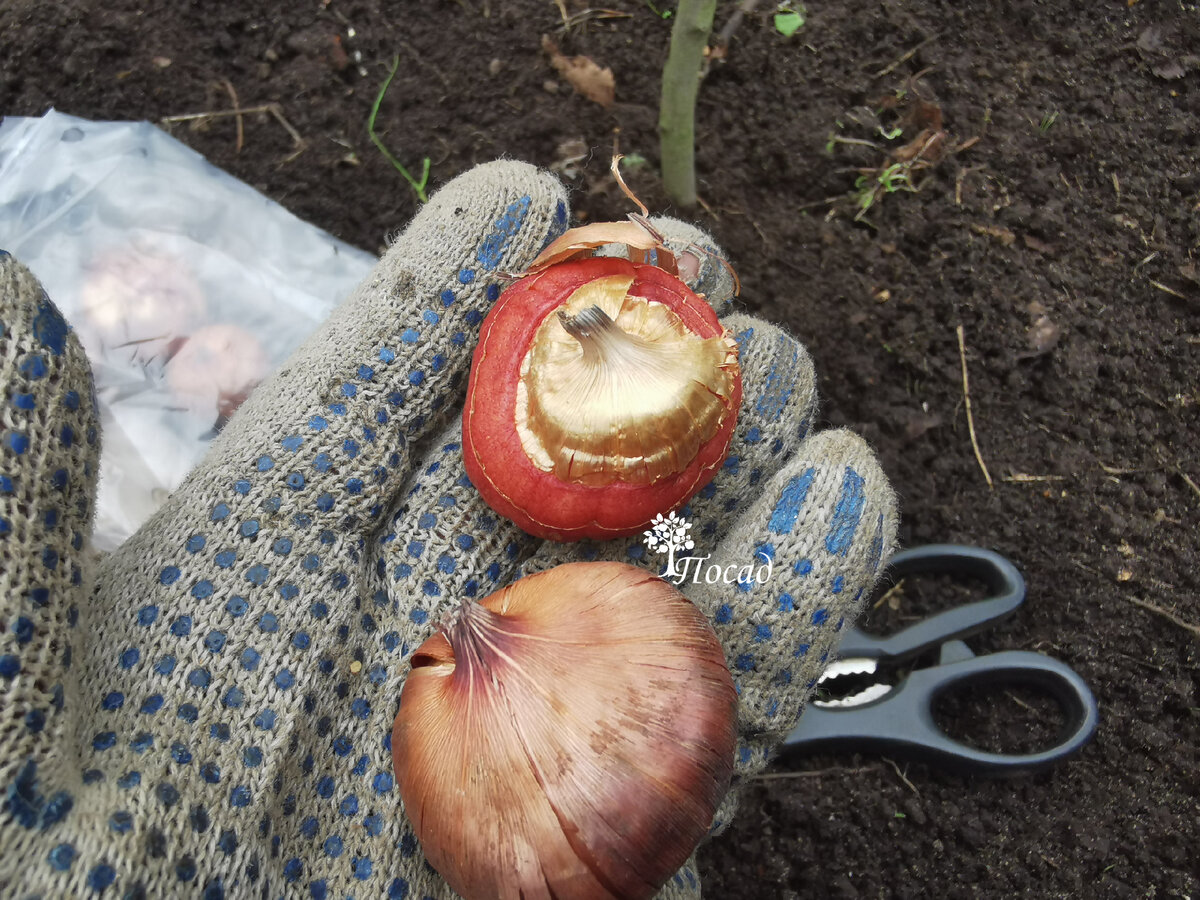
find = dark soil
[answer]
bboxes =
[3,0,1198,896]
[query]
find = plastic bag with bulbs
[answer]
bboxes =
[0,110,376,550]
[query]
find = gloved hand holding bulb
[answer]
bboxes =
[0,161,895,899]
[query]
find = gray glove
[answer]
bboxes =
[0,161,896,899]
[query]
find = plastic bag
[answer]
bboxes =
[0,110,377,550]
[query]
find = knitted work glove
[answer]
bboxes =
[0,162,896,900]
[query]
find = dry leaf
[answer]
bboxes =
[971,223,1016,246]
[524,220,676,276]
[541,35,615,108]
[891,127,946,165]
[1023,234,1057,255]
[1025,315,1062,357]
[1135,25,1195,80]
[548,138,590,180]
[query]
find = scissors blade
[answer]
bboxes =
[813,682,892,709]
[814,657,893,709]
[818,657,878,682]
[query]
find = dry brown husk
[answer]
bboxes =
[524,218,678,277]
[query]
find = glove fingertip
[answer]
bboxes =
[394,160,570,279]
[647,215,737,311]
[688,427,896,740]
[0,252,99,773]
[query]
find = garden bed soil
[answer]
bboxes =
[3,0,1198,896]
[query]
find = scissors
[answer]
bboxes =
[782,544,1099,775]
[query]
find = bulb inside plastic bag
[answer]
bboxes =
[0,110,376,550]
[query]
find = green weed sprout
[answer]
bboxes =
[368,56,431,204]
[774,5,806,37]
[854,162,916,220]
[645,0,673,19]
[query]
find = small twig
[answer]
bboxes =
[1128,597,1200,641]
[1112,649,1166,674]
[160,103,306,162]
[955,165,984,205]
[873,577,906,610]
[1134,386,1170,410]
[712,0,764,55]
[1177,469,1200,502]
[220,79,244,153]
[1149,280,1188,300]
[884,758,921,796]
[752,765,876,781]
[1002,473,1067,483]
[162,106,257,125]
[265,106,306,159]
[1133,251,1160,273]
[1005,691,1037,714]
[872,33,940,79]
[956,324,993,489]
[562,8,633,29]
[829,135,885,151]
[1098,462,1145,476]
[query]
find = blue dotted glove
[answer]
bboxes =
[0,162,896,899]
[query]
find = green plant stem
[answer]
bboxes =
[368,56,430,204]
[659,0,717,209]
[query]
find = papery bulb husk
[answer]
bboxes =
[516,275,739,487]
[392,562,738,900]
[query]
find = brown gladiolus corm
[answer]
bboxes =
[392,561,738,900]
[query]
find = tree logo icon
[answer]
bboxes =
[643,511,694,579]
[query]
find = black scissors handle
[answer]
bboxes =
[783,642,1099,775]
[836,544,1026,661]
